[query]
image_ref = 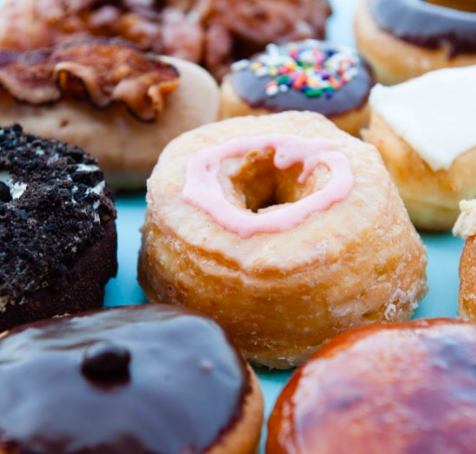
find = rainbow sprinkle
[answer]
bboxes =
[231,40,359,98]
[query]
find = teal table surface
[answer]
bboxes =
[105,0,464,449]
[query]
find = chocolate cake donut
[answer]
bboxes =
[355,0,476,84]
[0,304,263,454]
[220,41,374,136]
[0,125,117,331]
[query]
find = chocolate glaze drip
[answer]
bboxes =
[231,47,374,117]
[0,304,251,454]
[370,0,476,56]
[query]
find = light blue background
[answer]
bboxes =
[105,0,463,448]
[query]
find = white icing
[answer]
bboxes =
[0,171,10,185]
[77,163,100,172]
[453,199,476,239]
[10,182,27,199]
[384,302,397,320]
[231,59,249,72]
[86,180,105,196]
[0,171,27,199]
[47,154,60,163]
[370,65,476,171]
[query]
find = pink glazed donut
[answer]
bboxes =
[138,111,428,369]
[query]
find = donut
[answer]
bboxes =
[267,318,476,453]
[362,65,476,231]
[0,124,117,332]
[453,200,476,321]
[0,0,331,81]
[138,111,428,369]
[0,304,263,454]
[220,41,374,136]
[0,39,220,188]
[355,0,476,85]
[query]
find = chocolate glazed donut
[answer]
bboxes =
[370,0,476,55]
[0,304,263,454]
[231,45,372,117]
[355,0,476,84]
[220,41,374,136]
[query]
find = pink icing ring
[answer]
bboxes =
[183,134,355,238]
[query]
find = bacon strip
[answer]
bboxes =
[0,39,180,122]
[0,0,331,81]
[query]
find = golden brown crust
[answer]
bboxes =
[455,202,476,322]
[138,111,428,369]
[354,0,476,84]
[0,39,179,122]
[459,236,476,321]
[267,318,476,454]
[362,113,476,230]
[426,0,476,12]
[219,75,370,137]
[206,365,264,454]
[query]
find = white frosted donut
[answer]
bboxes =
[362,66,476,230]
[139,111,428,369]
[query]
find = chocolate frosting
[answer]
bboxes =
[230,42,374,117]
[0,304,251,454]
[0,124,116,308]
[370,0,476,56]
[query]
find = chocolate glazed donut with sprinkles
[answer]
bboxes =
[220,40,375,136]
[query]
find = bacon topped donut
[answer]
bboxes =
[0,0,331,80]
[0,39,179,122]
[0,38,220,187]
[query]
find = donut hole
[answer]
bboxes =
[423,0,476,12]
[230,148,329,212]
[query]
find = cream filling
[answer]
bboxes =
[453,199,476,239]
[77,163,100,173]
[370,66,476,172]
[0,171,27,199]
